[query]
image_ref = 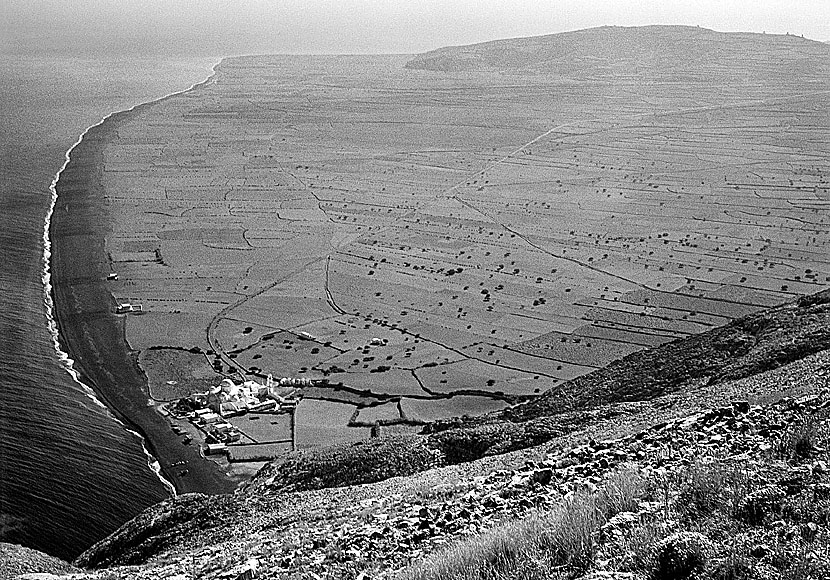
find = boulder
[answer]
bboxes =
[532,468,554,486]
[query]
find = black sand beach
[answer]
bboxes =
[50,100,237,496]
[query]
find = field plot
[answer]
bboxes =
[101,29,830,439]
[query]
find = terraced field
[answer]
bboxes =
[102,27,830,446]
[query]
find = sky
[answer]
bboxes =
[2,0,829,57]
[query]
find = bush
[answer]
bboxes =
[676,461,728,519]
[648,531,711,580]
[735,486,785,525]
[774,414,826,461]
[670,460,753,522]
[550,491,604,570]
[607,518,674,574]
[706,548,754,580]
[598,466,643,518]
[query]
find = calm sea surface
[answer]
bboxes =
[0,54,217,560]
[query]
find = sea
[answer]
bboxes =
[0,53,218,560]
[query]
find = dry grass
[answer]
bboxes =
[399,497,599,580]
[598,465,643,517]
[774,412,828,461]
[399,468,642,580]
[607,518,674,574]
[675,460,752,523]
[399,409,830,580]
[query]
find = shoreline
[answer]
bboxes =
[45,60,238,496]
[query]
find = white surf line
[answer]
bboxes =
[41,58,223,498]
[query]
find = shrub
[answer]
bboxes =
[607,518,674,574]
[706,549,754,580]
[774,413,826,461]
[669,460,753,522]
[264,435,440,491]
[648,531,711,580]
[676,461,728,519]
[735,486,785,525]
[772,541,830,580]
[549,491,604,570]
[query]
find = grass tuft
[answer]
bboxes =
[598,465,643,518]
[774,412,827,461]
[400,467,645,580]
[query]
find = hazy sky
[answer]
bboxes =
[2,0,828,57]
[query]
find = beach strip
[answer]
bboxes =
[49,78,237,496]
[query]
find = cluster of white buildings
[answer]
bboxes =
[193,375,305,417]
[177,375,305,452]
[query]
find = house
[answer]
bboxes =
[204,443,226,456]
[200,412,221,425]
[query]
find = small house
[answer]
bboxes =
[200,412,221,425]
[204,443,226,455]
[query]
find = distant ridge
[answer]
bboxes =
[406,25,830,78]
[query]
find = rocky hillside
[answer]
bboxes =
[405,25,830,78]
